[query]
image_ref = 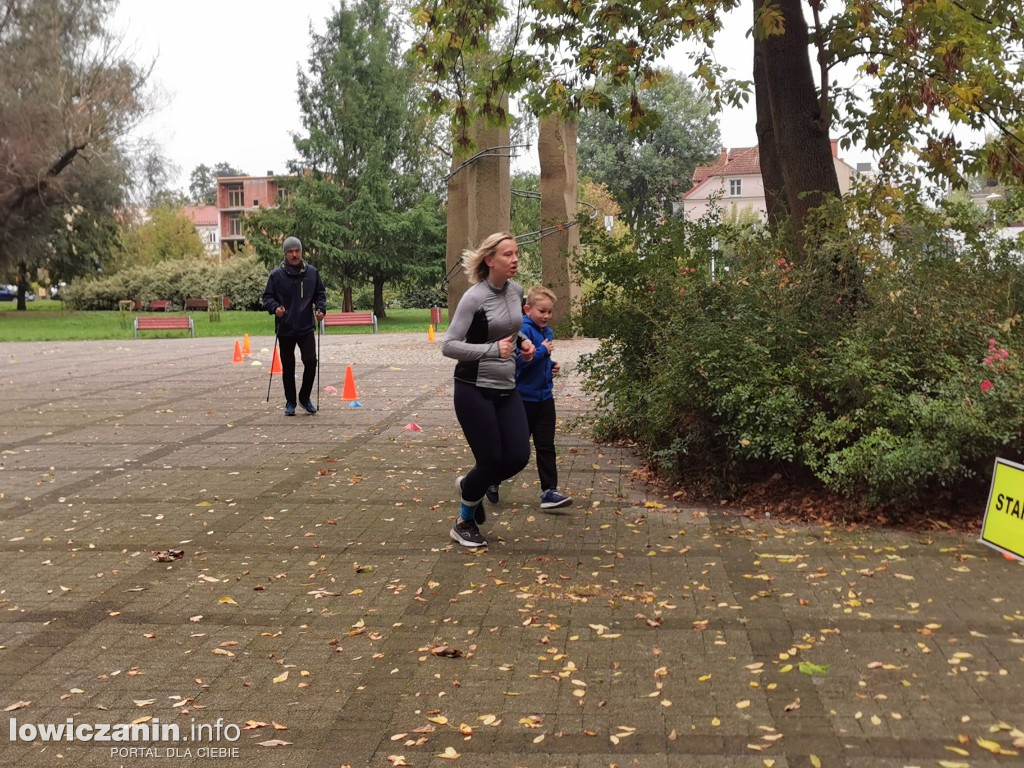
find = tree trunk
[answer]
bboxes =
[16,260,28,311]
[756,0,840,251]
[373,276,387,319]
[343,286,353,313]
[753,0,862,307]
[752,2,789,233]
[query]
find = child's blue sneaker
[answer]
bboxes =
[284,402,296,416]
[301,399,317,414]
[540,488,572,509]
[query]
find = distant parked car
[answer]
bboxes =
[0,285,36,301]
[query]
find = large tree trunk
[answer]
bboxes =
[372,275,387,319]
[16,260,29,311]
[343,286,353,313]
[755,0,840,251]
[752,3,789,233]
[753,0,862,307]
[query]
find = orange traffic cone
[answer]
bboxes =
[232,340,244,363]
[270,348,283,375]
[428,324,435,342]
[242,333,251,355]
[341,365,358,401]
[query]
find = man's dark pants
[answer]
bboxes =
[278,332,317,405]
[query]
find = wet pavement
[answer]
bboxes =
[1,333,1022,768]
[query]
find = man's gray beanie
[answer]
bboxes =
[282,236,303,254]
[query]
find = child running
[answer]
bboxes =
[487,285,572,509]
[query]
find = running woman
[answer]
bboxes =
[441,232,535,547]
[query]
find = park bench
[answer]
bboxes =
[321,311,378,334]
[134,316,194,339]
[148,300,171,311]
[184,298,209,311]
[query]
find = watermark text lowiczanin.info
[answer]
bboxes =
[10,716,242,758]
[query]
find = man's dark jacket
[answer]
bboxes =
[262,261,327,338]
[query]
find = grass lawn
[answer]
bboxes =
[0,300,448,341]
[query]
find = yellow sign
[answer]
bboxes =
[981,458,1024,561]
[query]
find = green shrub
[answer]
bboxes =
[64,255,269,311]
[576,200,1024,513]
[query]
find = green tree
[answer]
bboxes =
[115,205,206,270]
[508,172,540,284]
[187,162,246,206]
[0,0,152,308]
[248,0,445,317]
[34,157,130,287]
[578,69,718,229]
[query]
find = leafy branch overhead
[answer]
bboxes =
[412,0,1024,186]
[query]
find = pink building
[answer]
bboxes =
[216,174,288,252]
[181,205,220,256]
[679,141,857,222]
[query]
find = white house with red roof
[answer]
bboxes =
[678,141,858,221]
[181,205,220,257]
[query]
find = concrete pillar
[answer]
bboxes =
[538,113,580,329]
[445,150,474,314]
[445,113,510,315]
[472,119,511,251]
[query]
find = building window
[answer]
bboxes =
[277,187,288,204]
[729,179,742,197]
[227,185,243,207]
[228,215,243,237]
[207,231,216,244]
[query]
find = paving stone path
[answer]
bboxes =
[1,334,1022,768]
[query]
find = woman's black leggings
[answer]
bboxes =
[454,380,530,502]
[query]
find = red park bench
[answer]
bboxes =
[147,299,171,311]
[320,311,378,334]
[134,316,194,338]
[184,297,230,311]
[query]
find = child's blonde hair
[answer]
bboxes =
[462,232,516,284]
[525,285,557,306]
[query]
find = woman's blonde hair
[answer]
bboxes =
[462,232,516,284]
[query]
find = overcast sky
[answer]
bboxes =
[113,0,863,193]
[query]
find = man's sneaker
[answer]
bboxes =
[301,399,317,414]
[450,519,487,548]
[284,403,296,416]
[456,475,486,524]
[540,488,572,509]
[485,484,500,504]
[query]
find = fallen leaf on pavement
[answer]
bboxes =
[430,644,463,658]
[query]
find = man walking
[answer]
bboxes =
[262,236,326,415]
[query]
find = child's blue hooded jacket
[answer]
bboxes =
[515,314,554,402]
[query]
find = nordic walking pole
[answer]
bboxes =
[266,316,280,403]
[315,308,321,411]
